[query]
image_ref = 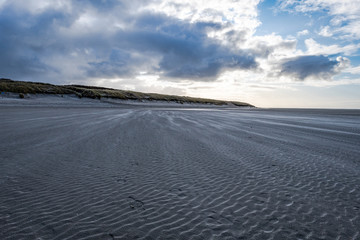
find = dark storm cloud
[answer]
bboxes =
[0,6,69,80]
[279,55,344,80]
[162,54,257,79]
[91,12,257,80]
[252,40,296,58]
[77,0,123,10]
[86,49,133,78]
[0,1,257,82]
[108,16,257,79]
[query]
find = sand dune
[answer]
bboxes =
[0,104,359,239]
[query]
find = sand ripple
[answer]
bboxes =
[1,107,359,239]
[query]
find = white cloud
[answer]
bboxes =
[334,56,351,72]
[302,78,360,87]
[145,0,261,45]
[278,0,360,39]
[297,29,309,36]
[318,26,332,37]
[2,0,71,14]
[146,0,260,24]
[337,20,360,40]
[279,0,360,16]
[344,65,360,74]
[305,38,360,56]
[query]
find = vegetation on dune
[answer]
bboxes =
[0,78,254,107]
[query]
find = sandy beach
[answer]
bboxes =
[1,101,359,239]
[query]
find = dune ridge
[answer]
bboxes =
[0,78,253,107]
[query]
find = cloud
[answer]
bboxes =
[144,0,261,47]
[244,33,298,59]
[92,13,258,80]
[278,55,349,81]
[0,5,66,80]
[318,25,332,37]
[0,0,259,83]
[0,0,356,91]
[305,38,360,56]
[297,29,309,36]
[345,65,360,75]
[278,0,360,39]
[162,53,258,79]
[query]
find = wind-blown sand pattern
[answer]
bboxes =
[1,105,360,239]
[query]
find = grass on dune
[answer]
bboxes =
[0,78,254,107]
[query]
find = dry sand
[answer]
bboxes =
[0,99,360,239]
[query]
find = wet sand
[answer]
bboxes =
[1,104,360,239]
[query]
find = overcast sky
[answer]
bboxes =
[1,0,360,108]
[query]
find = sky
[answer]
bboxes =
[1,0,360,108]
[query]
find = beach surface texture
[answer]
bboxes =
[1,100,360,239]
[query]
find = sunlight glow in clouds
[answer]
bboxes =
[0,0,359,108]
